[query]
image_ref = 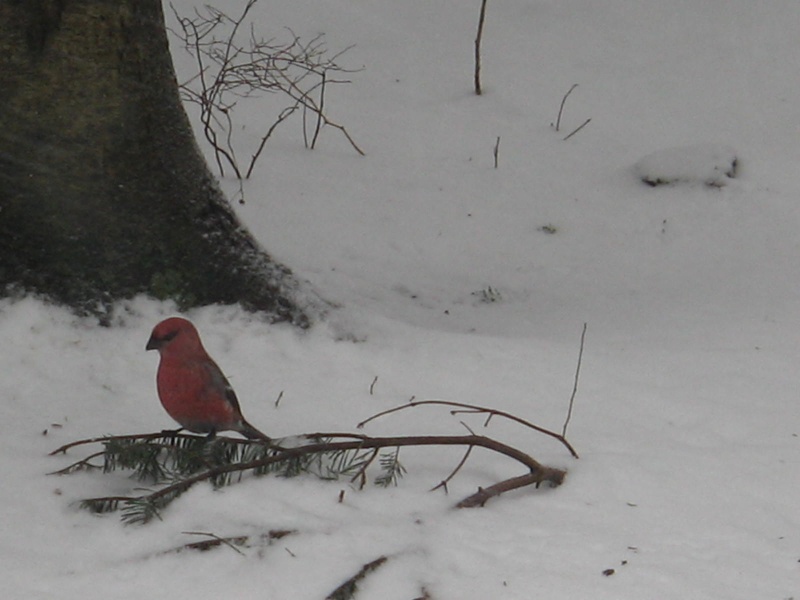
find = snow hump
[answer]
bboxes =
[634,143,739,187]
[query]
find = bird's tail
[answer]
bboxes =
[238,419,272,444]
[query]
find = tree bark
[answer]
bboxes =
[0,0,309,324]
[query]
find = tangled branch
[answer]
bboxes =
[169,0,363,180]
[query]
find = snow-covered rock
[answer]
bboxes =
[634,143,738,187]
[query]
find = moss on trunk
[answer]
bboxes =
[0,0,309,325]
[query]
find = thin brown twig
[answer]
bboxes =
[246,104,299,178]
[358,400,579,459]
[562,323,587,437]
[430,444,474,493]
[159,529,296,555]
[325,556,389,600]
[48,431,192,455]
[474,0,489,95]
[459,420,477,436]
[180,531,247,556]
[47,450,106,475]
[563,118,591,141]
[310,70,326,149]
[555,83,578,132]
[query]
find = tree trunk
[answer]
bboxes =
[0,0,309,325]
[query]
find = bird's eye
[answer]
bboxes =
[161,330,179,343]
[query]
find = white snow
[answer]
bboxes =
[634,143,738,187]
[3,1,799,598]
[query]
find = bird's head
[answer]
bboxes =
[146,317,204,355]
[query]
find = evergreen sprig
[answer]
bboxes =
[56,433,424,524]
[68,434,295,523]
[375,448,406,487]
[120,497,163,525]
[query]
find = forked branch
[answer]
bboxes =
[51,425,567,522]
[358,400,579,458]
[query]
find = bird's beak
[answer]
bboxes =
[145,335,161,351]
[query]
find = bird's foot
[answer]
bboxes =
[160,427,184,437]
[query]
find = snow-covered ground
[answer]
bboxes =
[3,1,799,597]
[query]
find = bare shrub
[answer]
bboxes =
[170,0,364,180]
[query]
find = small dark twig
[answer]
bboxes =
[159,529,296,555]
[325,556,389,600]
[493,135,500,169]
[310,70,326,149]
[47,450,106,475]
[562,323,587,437]
[563,118,591,141]
[474,0,489,95]
[246,104,298,178]
[459,420,477,436]
[555,83,578,132]
[180,531,247,556]
[430,444,474,493]
[49,431,196,455]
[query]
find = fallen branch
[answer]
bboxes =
[53,377,580,521]
[52,428,567,522]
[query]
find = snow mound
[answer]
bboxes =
[634,143,739,187]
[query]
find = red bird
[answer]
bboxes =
[146,317,270,442]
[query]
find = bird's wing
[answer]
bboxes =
[203,359,243,414]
